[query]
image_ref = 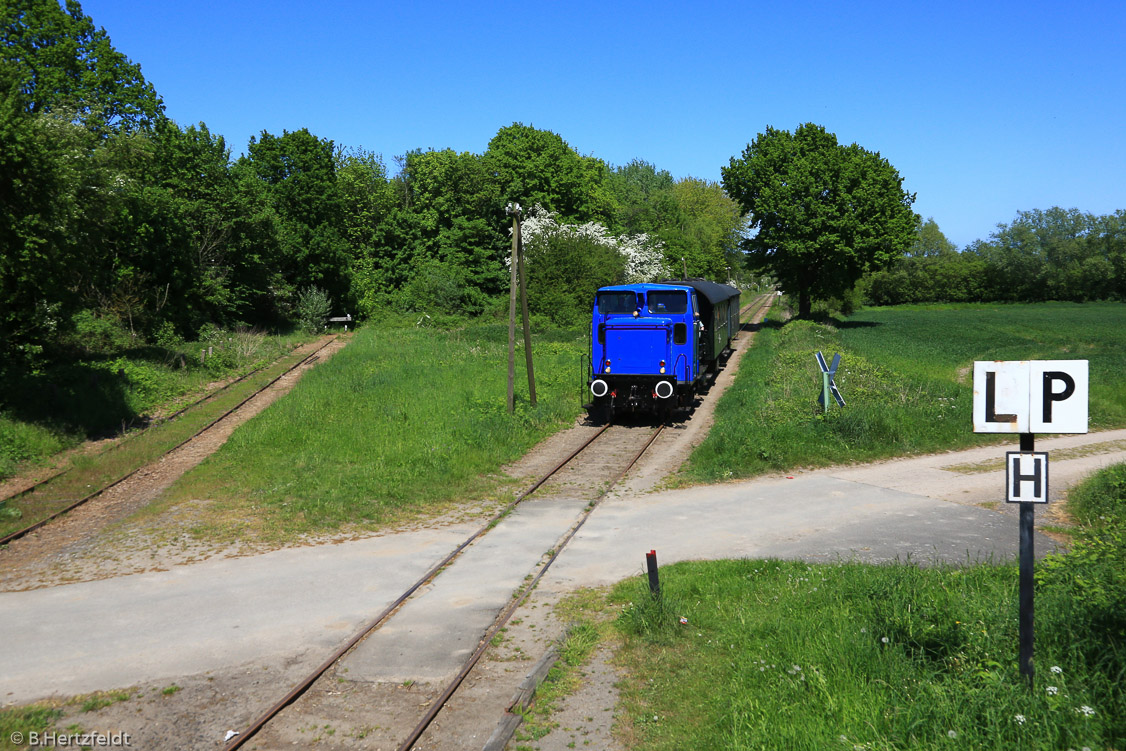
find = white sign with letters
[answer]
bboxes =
[1007,452,1049,503]
[973,360,1088,434]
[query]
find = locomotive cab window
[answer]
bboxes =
[646,290,687,314]
[597,291,637,314]
[673,322,687,345]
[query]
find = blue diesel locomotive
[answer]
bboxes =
[586,279,741,418]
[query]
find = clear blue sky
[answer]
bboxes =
[83,0,1124,249]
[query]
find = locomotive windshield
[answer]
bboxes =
[597,291,637,314]
[646,290,688,314]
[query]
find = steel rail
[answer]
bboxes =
[0,336,339,548]
[739,292,772,324]
[222,421,615,751]
[396,423,666,751]
[0,340,321,510]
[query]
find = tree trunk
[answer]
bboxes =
[798,290,812,318]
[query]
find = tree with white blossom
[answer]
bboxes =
[512,205,669,326]
[516,205,668,282]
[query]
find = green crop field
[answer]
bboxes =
[683,302,1126,483]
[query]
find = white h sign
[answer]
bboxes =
[1007,452,1049,503]
[973,360,1088,434]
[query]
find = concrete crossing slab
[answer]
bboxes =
[342,496,589,683]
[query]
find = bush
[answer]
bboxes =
[295,286,332,334]
[68,309,135,353]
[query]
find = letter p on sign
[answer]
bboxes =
[973,361,1088,434]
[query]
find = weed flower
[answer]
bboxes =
[1076,705,1095,717]
[1014,714,1026,725]
[947,730,957,739]
[1051,665,1063,674]
[1047,686,1059,695]
[881,636,889,644]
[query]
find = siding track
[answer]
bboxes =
[0,336,341,548]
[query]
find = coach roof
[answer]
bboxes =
[660,278,739,305]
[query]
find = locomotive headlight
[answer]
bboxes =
[659,360,666,374]
[605,365,611,373]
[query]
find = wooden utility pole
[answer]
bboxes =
[505,202,536,412]
[516,213,536,406]
[507,204,519,413]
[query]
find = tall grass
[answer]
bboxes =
[612,558,1119,750]
[160,323,585,538]
[684,302,1126,481]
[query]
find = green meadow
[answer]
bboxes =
[684,302,1126,482]
[156,322,586,539]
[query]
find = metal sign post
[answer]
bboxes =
[973,360,1088,686]
[1009,433,1046,684]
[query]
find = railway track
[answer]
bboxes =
[739,290,774,329]
[0,335,341,548]
[224,418,666,751]
[225,292,777,749]
[0,348,299,510]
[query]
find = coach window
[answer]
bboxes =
[646,290,687,314]
[597,291,637,314]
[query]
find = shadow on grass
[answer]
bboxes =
[1,358,146,440]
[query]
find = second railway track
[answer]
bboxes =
[0,335,344,553]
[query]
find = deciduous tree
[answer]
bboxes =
[483,123,611,224]
[722,123,917,316]
[1,0,163,134]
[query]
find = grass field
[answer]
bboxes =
[683,302,1126,483]
[152,322,586,539]
[597,458,1126,750]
